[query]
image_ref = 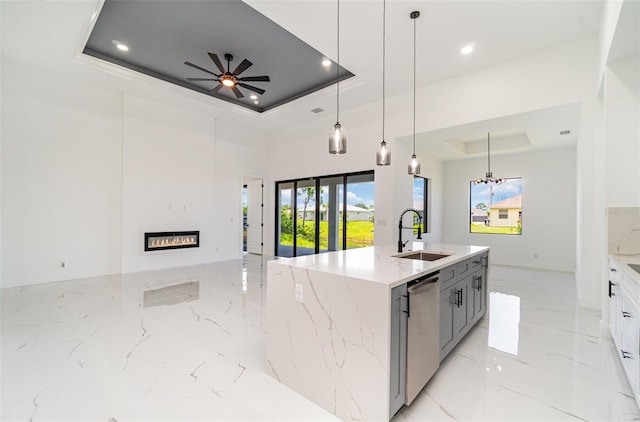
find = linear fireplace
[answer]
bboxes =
[144,231,200,252]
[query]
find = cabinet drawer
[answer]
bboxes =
[439,266,456,291]
[455,255,484,279]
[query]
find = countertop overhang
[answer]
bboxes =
[610,254,640,284]
[268,242,490,288]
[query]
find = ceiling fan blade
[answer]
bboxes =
[208,84,223,95]
[187,77,217,81]
[184,61,219,77]
[238,75,270,82]
[238,83,266,95]
[232,59,253,76]
[231,85,244,98]
[208,53,226,74]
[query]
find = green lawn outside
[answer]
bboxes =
[470,224,521,235]
[280,221,374,249]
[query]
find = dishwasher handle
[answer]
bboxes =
[408,271,439,291]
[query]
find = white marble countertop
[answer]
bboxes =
[269,242,490,288]
[610,254,640,284]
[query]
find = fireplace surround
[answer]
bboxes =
[144,231,199,251]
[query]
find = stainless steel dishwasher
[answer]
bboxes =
[405,271,440,405]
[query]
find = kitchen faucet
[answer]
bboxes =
[398,208,423,253]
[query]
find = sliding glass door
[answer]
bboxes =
[295,179,317,257]
[275,171,374,257]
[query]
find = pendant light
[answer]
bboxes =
[408,11,420,175]
[329,0,347,154]
[376,0,390,166]
[473,132,506,184]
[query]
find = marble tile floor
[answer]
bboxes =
[1,255,639,421]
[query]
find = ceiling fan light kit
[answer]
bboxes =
[329,0,347,155]
[184,52,270,99]
[474,132,506,185]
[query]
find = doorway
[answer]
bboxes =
[243,178,264,255]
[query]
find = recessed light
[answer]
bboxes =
[253,100,259,105]
[322,58,331,67]
[461,44,474,55]
[250,94,258,100]
[112,40,129,52]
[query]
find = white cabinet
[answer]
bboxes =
[609,262,621,346]
[609,257,640,408]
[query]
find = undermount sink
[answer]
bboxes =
[397,251,451,261]
[629,263,640,276]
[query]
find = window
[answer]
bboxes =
[413,176,429,234]
[469,177,522,235]
[275,171,374,257]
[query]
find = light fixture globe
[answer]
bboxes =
[376,139,390,165]
[408,154,420,175]
[220,73,236,87]
[329,122,347,154]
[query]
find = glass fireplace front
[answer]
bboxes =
[144,231,199,251]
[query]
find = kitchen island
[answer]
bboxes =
[265,242,489,421]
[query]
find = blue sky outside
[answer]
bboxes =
[470,178,522,210]
[280,182,375,209]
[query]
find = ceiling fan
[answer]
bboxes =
[184,53,270,99]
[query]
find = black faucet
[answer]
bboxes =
[398,208,423,253]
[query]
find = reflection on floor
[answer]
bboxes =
[1,256,638,421]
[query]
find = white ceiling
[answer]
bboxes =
[1,0,605,155]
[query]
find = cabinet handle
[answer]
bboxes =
[622,311,632,318]
[474,275,482,291]
[622,350,632,359]
[452,289,462,307]
[403,294,410,318]
[610,268,617,272]
[609,280,616,297]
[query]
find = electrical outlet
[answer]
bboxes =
[295,284,303,303]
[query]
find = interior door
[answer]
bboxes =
[246,179,263,255]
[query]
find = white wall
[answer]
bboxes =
[443,147,577,272]
[215,121,269,259]
[121,94,217,273]
[1,60,123,287]
[1,60,270,286]
[604,56,640,207]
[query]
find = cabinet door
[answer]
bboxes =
[609,263,621,347]
[440,288,455,359]
[453,278,470,336]
[471,271,486,323]
[389,284,407,418]
[620,288,639,393]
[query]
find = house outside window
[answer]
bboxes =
[470,177,522,235]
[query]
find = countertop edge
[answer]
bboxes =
[268,243,490,289]
[610,254,640,285]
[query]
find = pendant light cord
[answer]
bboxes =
[488,133,491,173]
[382,0,386,141]
[336,0,340,123]
[412,13,416,155]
